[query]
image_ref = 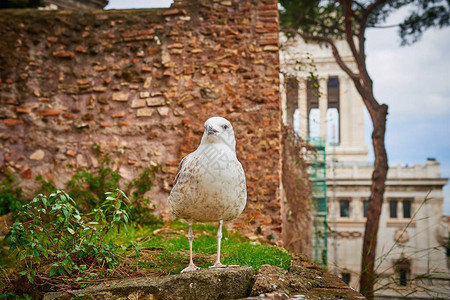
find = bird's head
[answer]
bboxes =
[200,117,236,150]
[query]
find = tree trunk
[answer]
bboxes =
[359,101,389,299]
[289,17,390,296]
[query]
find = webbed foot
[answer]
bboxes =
[181,264,200,273]
[208,262,240,269]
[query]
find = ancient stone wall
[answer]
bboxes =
[0,0,281,236]
[282,127,312,256]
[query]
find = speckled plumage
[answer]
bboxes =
[168,117,247,223]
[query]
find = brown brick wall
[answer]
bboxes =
[0,0,281,237]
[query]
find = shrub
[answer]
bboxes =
[67,152,121,212]
[125,166,161,225]
[0,174,24,216]
[4,190,132,285]
[0,145,160,227]
[65,148,160,225]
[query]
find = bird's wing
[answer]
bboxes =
[236,159,247,185]
[173,152,194,186]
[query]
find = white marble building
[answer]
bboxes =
[280,35,449,299]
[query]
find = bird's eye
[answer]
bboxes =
[223,125,229,130]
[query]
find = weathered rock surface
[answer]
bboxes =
[43,267,256,300]
[43,257,366,300]
[249,256,366,299]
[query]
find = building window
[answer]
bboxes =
[363,200,369,218]
[340,200,350,218]
[307,78,320,138]
[293,108,300,135]
[327,77,340,145]
[309,109,320,138]
[327,108,339,145]
[399,269,407,286]
[390,200,398,218]
[403,200,411,218]
[394,257,410,287]
[341,272,351,285]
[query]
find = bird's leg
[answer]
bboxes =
[181,222,200,273]
[209,220,239,269]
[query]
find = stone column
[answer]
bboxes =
[340,76,353,147]
[280,73,287,125]
[319,77,328,143]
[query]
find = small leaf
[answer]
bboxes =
[9,243,17,252]
[59,193,66,201]
[49,268,58,276]
[67,228,75,235]
[4,230,11,241]
[118,189,128,199]
[32,248,39,259]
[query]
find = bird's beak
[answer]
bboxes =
[206,125,218,135]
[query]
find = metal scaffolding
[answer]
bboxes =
[308,137,328,268]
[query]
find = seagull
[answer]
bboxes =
[169,116,247,273]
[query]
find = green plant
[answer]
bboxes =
[0,292,34,300]
[0,174,24,216]
[4,190,133,285]
[125,166,161,225]
[66,146,160,225]
[67,153,121,212]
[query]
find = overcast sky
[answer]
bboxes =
[105,0,450,214]
[365,10,450,215]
